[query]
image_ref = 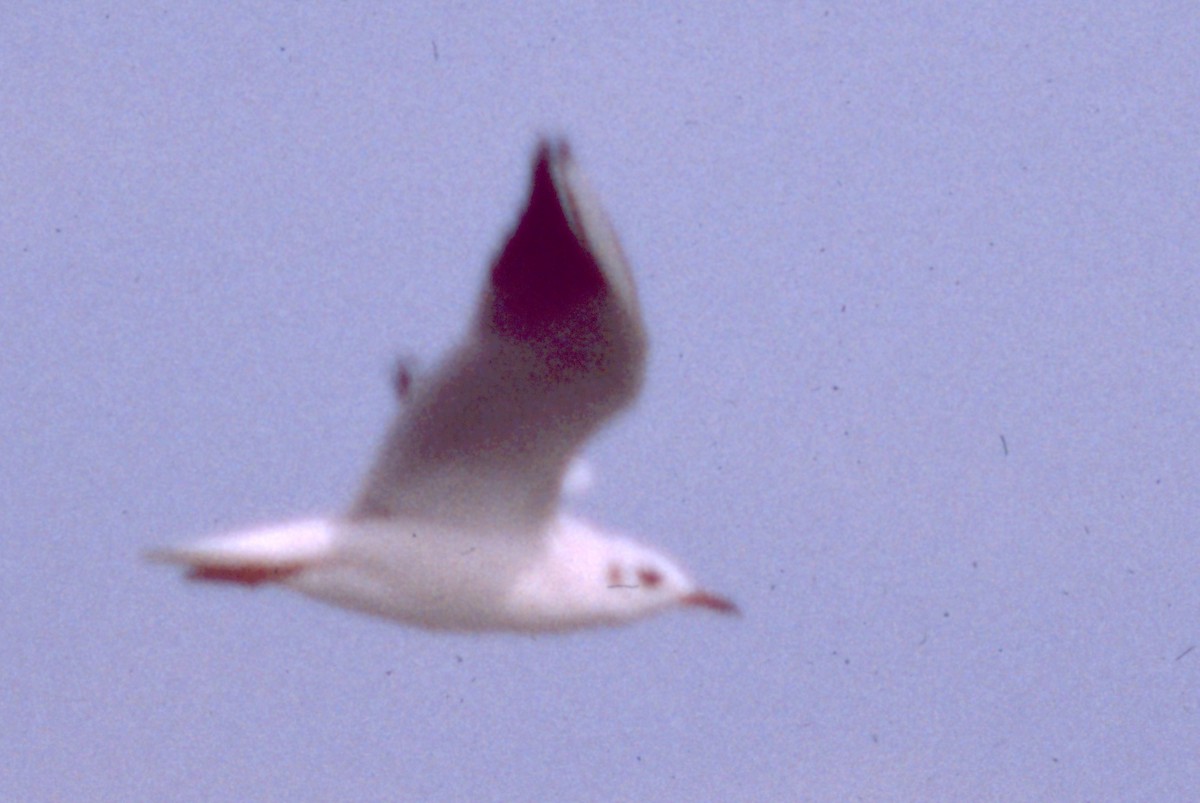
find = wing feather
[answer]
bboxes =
[349,141,647,529]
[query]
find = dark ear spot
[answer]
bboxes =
[637,567,664,588]
[607,563,623,587]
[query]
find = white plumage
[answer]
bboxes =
[148,141,735,632]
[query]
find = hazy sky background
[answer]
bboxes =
[4,4,1198,800]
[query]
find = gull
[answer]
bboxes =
[148,141,736,632]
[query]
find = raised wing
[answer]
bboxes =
[349,141,648,529]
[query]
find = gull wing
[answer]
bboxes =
[349,141,648,530]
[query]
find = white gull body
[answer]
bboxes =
[149,141,735,632]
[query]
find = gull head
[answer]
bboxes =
[510,516,738,631]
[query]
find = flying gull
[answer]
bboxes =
[148,141,736,631]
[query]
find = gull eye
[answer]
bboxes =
[607,563,624,587]
[637,567,664,588]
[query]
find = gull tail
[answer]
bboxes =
[146,519,337,587]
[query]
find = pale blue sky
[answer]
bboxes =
[4,4,1198,800]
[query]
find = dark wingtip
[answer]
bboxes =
[533,137,571,170]
[489,137,606,337]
